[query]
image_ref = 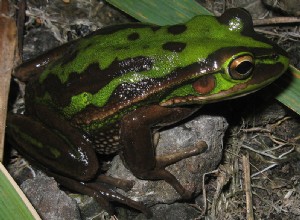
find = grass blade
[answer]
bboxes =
[0,163,41,219]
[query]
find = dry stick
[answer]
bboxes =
[242,154,254,220]
[253,17,300,26]
[201,169,219,216]
[0,0,17,162]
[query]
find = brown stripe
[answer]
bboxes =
[39,56,155,107]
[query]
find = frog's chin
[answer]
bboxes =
[159,87,262,107]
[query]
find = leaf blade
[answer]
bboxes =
[0,163,41,219]
[107,0,211,25]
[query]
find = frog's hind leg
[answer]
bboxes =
[6,113,99,181]
[6,112,151,217]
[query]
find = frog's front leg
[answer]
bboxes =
[120,105,208,199]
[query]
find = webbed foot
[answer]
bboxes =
[51,172,152,218]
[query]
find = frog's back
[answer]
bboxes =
[29,20,210,125]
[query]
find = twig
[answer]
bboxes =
[0,0,17,162]
[268,135,288,145]
[242,144,281,159]
[251,163,278,178]
[241,127,271,133]
[253,17,300,26]
[263,143,289,153]
[242,154,254,220]
[201,169,219,216]
[278,146,295,158]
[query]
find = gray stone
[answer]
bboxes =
[107,115,228,206]
[20,176,81,220]
[135,203,200,220]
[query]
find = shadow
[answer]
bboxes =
[269,68,294,98]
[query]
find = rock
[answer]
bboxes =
[134,203,200,220]
[70,194,110,220]
[23,28,61,61]
[107,115,228,206]
[20,175,81,220]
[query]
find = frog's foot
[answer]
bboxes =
[130,141,208,200]
[51,172,152,218]
[156,141,208,199]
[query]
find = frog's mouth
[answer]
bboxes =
[160,61,287,107]
[160,86,261,106]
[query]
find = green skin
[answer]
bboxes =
[7,8,289,216]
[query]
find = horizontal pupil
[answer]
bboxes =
[235,61,253,75]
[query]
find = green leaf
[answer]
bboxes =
[273,65,300,114]
[0,163,40,219]
[106,0,211,25]
[106,0,299,115]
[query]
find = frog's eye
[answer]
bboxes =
[228,55,254,80]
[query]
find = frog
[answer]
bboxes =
[6,8,289,217]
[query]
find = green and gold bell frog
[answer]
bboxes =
[7,8,289,216]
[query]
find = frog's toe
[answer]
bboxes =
[50,172,151,217]
[96,175,134,192]
[156,140,208,168]
[87,181,152,217]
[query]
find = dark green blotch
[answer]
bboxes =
[167,24,187,35]
[127,32,140,41]
[162,42,186,52]
[151,26,161,32]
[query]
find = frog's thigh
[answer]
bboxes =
[7,113,99,181]
[120,105,201,198]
